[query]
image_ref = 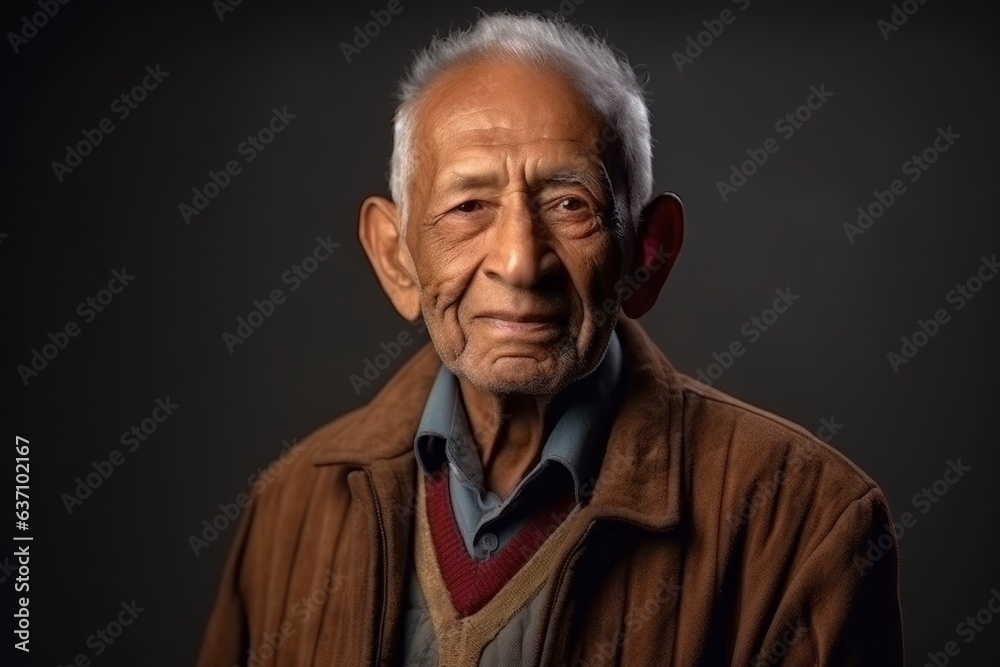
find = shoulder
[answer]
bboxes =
[242,408,369,524]
[673,371,889,535]
[222,408,372,583]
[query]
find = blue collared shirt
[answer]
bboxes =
[413,330,623,561]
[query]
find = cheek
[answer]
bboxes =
[410,233,482,317]
[566,239,623,313]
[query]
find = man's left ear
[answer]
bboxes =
[622,192,685,319]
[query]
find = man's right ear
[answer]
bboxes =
[357,195,422,321]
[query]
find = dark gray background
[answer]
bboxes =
[3,0,998,664]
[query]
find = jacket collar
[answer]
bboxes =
[311,316,684,533]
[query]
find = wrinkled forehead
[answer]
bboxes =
[410,58,607,175]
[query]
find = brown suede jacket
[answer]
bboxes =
[197,317,904,666]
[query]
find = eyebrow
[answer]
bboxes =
[436,168,610,201]
[538,170,609,200]
[438,171,502,196]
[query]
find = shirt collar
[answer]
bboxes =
[413,330,624,502]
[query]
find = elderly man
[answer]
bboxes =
[198,12,903,667]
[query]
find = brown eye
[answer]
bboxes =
[546,195,600,238]
[455,201,481,213]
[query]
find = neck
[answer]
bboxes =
[456,377,554,501]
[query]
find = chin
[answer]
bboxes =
[453,346,590,396]
[427,316,605,395]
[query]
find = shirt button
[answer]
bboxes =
[480,532,499,553]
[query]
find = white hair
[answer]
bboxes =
[388,11,653,237]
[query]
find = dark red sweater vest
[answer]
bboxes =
[423,470,577,618]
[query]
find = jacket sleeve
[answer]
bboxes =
[196,495,257,667]
[750,486,904,667]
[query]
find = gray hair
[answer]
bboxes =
[388,11,653,236]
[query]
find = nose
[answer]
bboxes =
[484,197,560,289]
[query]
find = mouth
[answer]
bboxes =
[473,311,568,337]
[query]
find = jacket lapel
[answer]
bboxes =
[536,318,688,665]
[583,316,685,532]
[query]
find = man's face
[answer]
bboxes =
[402,58,627,396]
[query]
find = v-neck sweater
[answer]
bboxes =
[413,468,586,666]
